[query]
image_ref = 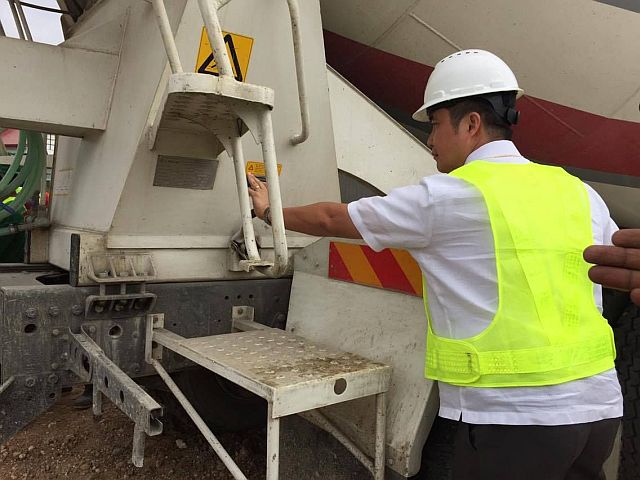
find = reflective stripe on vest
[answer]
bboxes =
[424,161,615,387]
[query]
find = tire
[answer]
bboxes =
[612,301,640,480]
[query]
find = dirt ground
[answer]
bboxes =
[0,387,267,480]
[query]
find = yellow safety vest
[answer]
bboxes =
[424,161,615,387]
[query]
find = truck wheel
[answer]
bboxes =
[613,301,640,480]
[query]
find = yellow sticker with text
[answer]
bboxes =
[246,161,282,177]
[195,28,254,82]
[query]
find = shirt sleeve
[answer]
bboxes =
[347,180,434,252]
[584,183,618,245]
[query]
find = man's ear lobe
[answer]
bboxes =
[468,112,482,133]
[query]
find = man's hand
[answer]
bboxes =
[584,229,640,306]
[246,173,361,238]
[247,173,269,219]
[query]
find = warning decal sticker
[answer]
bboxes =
[195,28,254,82]
[245,161,282,177]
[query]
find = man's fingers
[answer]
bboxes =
[612,229,640,249]
[247,173,267,190]
[631,289,640,306]
[583,245,640,270]
[588,265,640,292]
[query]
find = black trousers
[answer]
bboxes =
[452,418,620,480]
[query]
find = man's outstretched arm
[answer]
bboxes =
[584,229,640,306]
[247,174,362,239]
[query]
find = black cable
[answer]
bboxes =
[17,2,70,15]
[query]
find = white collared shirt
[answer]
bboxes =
[348,140,623,425]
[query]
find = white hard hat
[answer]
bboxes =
[412,49,524,122]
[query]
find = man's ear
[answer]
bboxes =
[467,112,482,135]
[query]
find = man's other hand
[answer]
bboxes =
[584,229,640,306]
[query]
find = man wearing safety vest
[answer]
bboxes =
[249,50,622,479]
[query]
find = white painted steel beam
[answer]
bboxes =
[0,37,118,136]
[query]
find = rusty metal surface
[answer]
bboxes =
[0,275,292,445]
[68,330,163,467]
[0,374,59,444]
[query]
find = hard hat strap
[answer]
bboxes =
[481,92,520,126]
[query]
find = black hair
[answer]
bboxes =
[427,93,518,141]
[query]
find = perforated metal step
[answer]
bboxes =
[153,327,391,418]
[149,73,274,157]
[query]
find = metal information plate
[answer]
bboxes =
[153,156,218,190]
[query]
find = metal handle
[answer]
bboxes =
[258,109,289,277]
[286,0,310,145]
[151,0,184,74]
[197,0,234,78]
[230,136,261,261]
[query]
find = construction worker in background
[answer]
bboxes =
[585,229,640,306]
[248,49,622,480]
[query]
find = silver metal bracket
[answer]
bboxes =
[84,264,157,319]
[87,253,157,284]
[68,329,163,467]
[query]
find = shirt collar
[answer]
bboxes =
[465,140,528,165]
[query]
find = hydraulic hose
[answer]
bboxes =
[0,131,47,225]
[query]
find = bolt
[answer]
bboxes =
[237,308,244,315]
[25,377,36,388]
[51,328,60,337]
[130,363,141,374]
[114,300,127,312]
[88,325,97,334]
[60,352,68,360]
[94,303,105,313]
[132,331,139,339]
[50,362,59,370]
[47,374,59,385]
[48,306,60,317]
[25,308,37,319]
[71,305,83,316]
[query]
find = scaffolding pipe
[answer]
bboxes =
[150,0,183,74]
